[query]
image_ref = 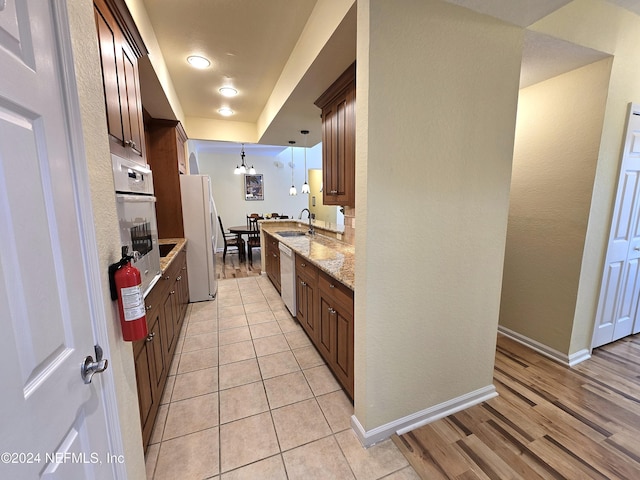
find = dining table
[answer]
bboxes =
[227,225,255,260]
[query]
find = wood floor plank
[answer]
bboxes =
[398,334,640,479]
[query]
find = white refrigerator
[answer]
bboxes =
[180,175,218,302]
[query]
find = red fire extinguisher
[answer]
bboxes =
[109,247,148,341]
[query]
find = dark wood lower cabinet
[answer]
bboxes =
[318,271,354,398]
[134,244,189,451]
[264,233,281,293]
[295,254,354,399]
[296,255,318,341]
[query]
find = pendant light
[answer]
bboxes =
[300,130,310,194]
[289,141,297,196]
[234,144,248,175]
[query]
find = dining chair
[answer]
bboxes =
[246,213,263,227]
[218,216,245,263]
[246,215,261,267]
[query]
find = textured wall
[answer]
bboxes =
[532,0,640,354]
[500,59,612,353]
[355,0,523,430]
[67,1,146,477]
[500,59,611,354]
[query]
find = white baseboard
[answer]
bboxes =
[497,325,591,367]
[350,384,497,448]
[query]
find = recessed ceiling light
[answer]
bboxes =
[187,55,211,69]
[219,87,238,97]
[218,107,234,116]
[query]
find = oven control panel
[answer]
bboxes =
[112,154,154,195]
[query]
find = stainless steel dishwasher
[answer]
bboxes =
[279,242,296,315]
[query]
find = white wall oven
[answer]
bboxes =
[112,154,161,295]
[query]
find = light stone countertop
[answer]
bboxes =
[261,221,355,290]
[158,238,187,273]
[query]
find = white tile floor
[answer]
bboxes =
[145,275,419,479]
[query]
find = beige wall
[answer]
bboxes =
[354,0,523,431]
[530,0,640,354]
[500,59,612,354]
[67,1,145,477]
[308,169,338,226]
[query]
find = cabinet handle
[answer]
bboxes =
[273,253,277,257]
[145,305,152,311]
[182,266,187,270]
[125,140,138,150]
[301,263,306,267]
[328,307,336,314]
[329,284,335,289]
[300,281,307,286]
[330,190,338,194]
[145,332,155,342]
[164,276,170,280]
[170,290,175,295]
[176,276,182,281]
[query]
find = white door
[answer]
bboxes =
[0,1,120,478]
[593,105,640,348]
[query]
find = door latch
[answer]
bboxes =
[81,344,109,384]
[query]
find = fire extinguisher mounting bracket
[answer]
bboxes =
[108,246,137,301]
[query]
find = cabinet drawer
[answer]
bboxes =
[265,233,278,249]
[295,254,318,281]
[319,271,353,309]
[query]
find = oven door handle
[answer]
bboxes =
[116,194,157,203]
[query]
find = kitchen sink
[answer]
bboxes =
[159,243,177,257]
[277,231,307,237]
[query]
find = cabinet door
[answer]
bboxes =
[94,0,146,164]
[296,274,317,340]
[162,286,176,357]
[94,3,123,148]
[176,123,188,174]
[333,302,354,398]
[176,253,189,321]
[133,339,153,434]
[318,295,335,361]
[265,234,281,292]
[317,63,356,207]
[120,41,145,160]
[322,87,355,206]
[318,272,354,398]
[134,308,163,450]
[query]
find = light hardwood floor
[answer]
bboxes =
[394,334,640,479]
[217,251,262,279]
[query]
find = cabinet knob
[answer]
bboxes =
[301,263,306,267]
[145,305,152,311]
[301,281,307,286]
[125,140,138,150]
[176,276,182,281]
[330,284,335,289]
[330,190,338,194]
[164,276,170,280]
[182,266,187,270]
[170,290,175,295]
[145,332,155,342]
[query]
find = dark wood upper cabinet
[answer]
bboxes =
[315,62,356,207]
[94,0,147,164]
[146,119,188,239]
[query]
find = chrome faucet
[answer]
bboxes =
[299,208,315,235]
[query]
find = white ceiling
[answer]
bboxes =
[138,0,636,153]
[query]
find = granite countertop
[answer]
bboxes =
[159,238,187,273]
[262,224,355,290]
